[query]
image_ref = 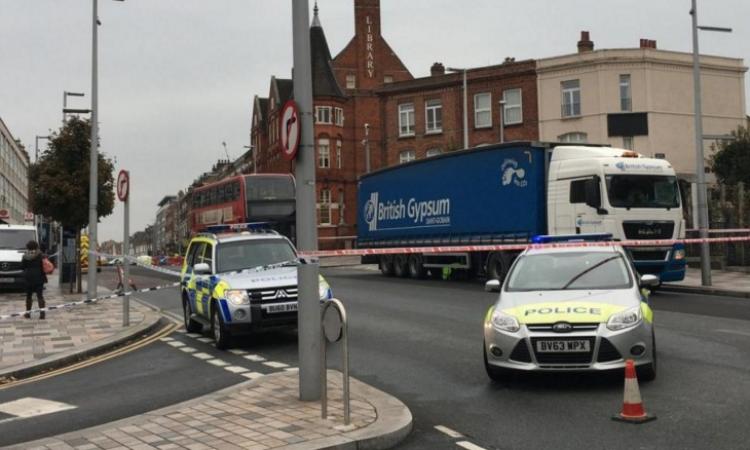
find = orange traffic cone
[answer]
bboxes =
[612,359,656,423]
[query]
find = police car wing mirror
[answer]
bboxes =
[194,262,211,275]
[639,274,660,288]
[485,279,501,292]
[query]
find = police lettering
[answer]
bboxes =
[524,306,602,316]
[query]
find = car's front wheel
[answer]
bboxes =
[211,303,231,350]
[484,341,513,382]
[183,295,202,333]
[637,332,657,382]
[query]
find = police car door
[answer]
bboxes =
[195,242,215,318]
[184,242,205,316]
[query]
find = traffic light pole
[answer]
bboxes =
[292,0,321,401]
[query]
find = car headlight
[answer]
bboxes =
[319,276,332,300]
[226,290,249,306]
[607,306,642,331]
[490,309,520,333]
[673,248,686,260]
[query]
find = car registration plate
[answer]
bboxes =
[536,340,590,353]
[0,278,15,283]
[264,302,297,314]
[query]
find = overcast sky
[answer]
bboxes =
[1,0,748,242]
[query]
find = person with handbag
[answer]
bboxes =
[22,240,47,319]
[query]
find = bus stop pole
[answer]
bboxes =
[292,0,322,401]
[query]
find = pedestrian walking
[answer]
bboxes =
[22,240,47,319]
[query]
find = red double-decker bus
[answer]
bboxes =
[191,174,296,239]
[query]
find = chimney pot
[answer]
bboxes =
[577,30,594,53]
[431,62,445,76]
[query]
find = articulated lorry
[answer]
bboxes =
[357,142,686,283]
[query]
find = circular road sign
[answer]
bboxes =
[117,170,130,202]
[280,100,300,161]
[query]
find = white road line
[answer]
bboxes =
[180,347,197,353]
[435,425,463,438]
[284,367,299,372]
[228,349,249,355]
[716,329,750,337]
[456,441,487,450]
[263,361,288,369]
[0,398,76,424]
[167,341,185,348]
[207,359,230,367]
[192,352,213,360]
[243,354,266,362]
[197,337,214,344]
[242,372,265,380]
[159,337,174,342]
[186,333,202,338]
[224,366,249,374]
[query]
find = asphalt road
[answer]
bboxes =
[2,265,749,449]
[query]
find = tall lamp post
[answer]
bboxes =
[447,67,469,149]
[690,0,732,286]
[88,0,124,300]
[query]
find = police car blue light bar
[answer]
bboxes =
[531,233,613,244]
[204,222,274,234]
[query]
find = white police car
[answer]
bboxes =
[483,235,657,381]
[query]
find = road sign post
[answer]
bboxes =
[117,170,130,326]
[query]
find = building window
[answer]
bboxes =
[425,99,443,134]
[622,136,634,150]
[620,74,632,112]
[502,89,522,125]
[315,106,332,124]
[426,148,442,158]
[398,103,415,137]
[318,138,330,168]
[399,149,416,164]
[336,139,342,169]
[346,75,356,89]
[474,93,492,128]
[384,75,394,84]
[334,108,344,127]
[319,189,331,225]
[558,132,588,143]
[561,79,581,117]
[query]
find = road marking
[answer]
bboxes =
[242,372,264,380]
[180,347,197,353]
[435,425,463,438]
[228,349,248,355]
[263,361,288,369]
[167,341,185,348]
[159,337,174,342]
[284,367,299,372]
[186,333,202,338]
[716,329,750,337]
[197,337,213,344]
[0,398,76,424]
[456,441,487,450]
[225,366,249,374]
[243,354,266,362]
[207,359,230,367]
[192,352,213,360]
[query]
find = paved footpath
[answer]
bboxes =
[664,267,750,296]
[0,275,161,381]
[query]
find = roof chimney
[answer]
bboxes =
[431,62,445,76]
[577,31,594,53]
[640,38,657,49]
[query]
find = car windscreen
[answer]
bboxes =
[216,239,297,273]
[605,175,680,209]
[506,252,632,291]
[0,230,36,250]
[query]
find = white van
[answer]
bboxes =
[0,224,39,289]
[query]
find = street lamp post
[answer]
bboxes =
[498,99,506,144]
[447,67,469,149]
[690,0,732,287]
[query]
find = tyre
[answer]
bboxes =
[637,332,657,382]
[486,253,505,281]
[379,256,395,276]
[393,254,409,278]
[182,295,202,333]
[211,302,231,350]
[407,254,426,279]
[484,341,513,382]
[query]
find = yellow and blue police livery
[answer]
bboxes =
[483,234,657,381]
[180,224,333,349]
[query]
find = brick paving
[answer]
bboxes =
[0,276,150,373]
[17,371,380,450]
[667,267,750,293]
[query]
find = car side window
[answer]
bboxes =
[200,243,214,272]
[190,243,206,268]
[185,243,200,269]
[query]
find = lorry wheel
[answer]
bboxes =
[407,254,426,279]
[379,256,395,276]
[487,253,506,281]
[211,302,231,350]
[183,295,202,333]
[393,254,409,277]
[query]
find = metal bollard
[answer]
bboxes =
[320,298,350,425]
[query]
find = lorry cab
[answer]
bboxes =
[546,146,686,282]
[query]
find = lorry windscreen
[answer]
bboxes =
[605,175,680,209]
[0,230,37,250]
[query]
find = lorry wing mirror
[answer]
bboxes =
[585,176,608,215]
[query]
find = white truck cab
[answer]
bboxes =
[0,224,39,289]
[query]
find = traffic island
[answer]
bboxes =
[9,370,413,450]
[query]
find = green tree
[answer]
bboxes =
[710,126,750,185]
[28,117,115,292]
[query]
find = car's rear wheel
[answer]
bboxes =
[637,332,657,382]
[211,303,231,350]
[484,341,513,382]
[183,295,202,333]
